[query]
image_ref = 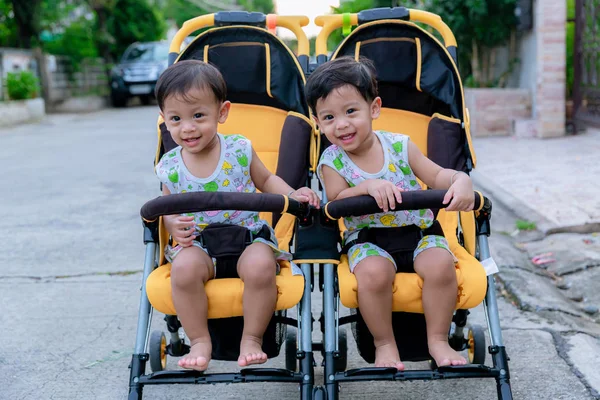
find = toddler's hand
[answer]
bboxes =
[163,214,196,247]
[290,187,321,208]
[365,179,402,212]
[443,172,475,211]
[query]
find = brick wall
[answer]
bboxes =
[465,88,532,137]
[534,0,566,137]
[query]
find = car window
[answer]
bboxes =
[123,43,169,62]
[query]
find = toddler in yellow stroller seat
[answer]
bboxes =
[310,56,474,370]
[154,59,319,371]
[128,11,322,400]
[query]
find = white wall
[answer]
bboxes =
[515,29,537,117]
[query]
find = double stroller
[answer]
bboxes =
[128,7,513,400]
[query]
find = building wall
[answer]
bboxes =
[473,0,566,138]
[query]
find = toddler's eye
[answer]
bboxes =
[323,115,334,121]
[194,113,203,119]
[346,108,355,114]
[171,116,180,122]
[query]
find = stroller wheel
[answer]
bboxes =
[149,331,167,372]
[429,359,438,370]
[334,328,348,372]
[467,325,486,365]
[285,327,298,372]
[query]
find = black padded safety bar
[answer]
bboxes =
[214,11,266,27]
[325,190,484,219]
[140,192,308,221]
[357,7,410,24]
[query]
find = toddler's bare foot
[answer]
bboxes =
[429,340,467,367]
[374,342,404,370]
[178,340,211,371]
[238,335,268,367]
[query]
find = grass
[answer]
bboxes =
[515,219,537,231]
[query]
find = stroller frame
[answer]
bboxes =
[128,12,318,400]
[129,226,316,399]
[311,7,513,400]
[128,7,513,400]
[317,197,511,399]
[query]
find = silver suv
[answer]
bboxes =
[110,41,169,107]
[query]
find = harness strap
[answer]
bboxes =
[199,224,273,279]
[341,221,443,255]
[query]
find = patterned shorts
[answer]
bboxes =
[346,235,455,273]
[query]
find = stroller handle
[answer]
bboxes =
[168,13,310,66]
[315,7,457,57]
[266,15,310,56]
[140,192,309,222]
[323,190,486,220]
[169,14,215,64]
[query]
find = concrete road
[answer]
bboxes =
[0,106,597,399]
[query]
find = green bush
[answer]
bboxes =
[6,71,40,100]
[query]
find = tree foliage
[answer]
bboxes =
[0,0,18,47]
[163,0,274,28]
[329,0,517,87]
[327,0,417,54]
[10,0,43,48]
[42,17,99,64]
[566,0,575,98]
[107,0,167,59]
[424,0,517,87]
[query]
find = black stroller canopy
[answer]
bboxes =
[333,22,463,119]
[181,26,310,116]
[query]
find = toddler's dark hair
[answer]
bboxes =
[155,60,226,110]
[305,56,378,114]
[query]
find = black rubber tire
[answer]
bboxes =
[111,90,128,108]
[285,327,298,372]
[140,95,152,106]
[468,325,487,365]
[149,331,167,372]
[429,359,438,370]
[334,328,348,372]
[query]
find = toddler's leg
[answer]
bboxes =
[413,247,467,367]
[171,246,214,371]
[236,242,278,367]
[354,255,404,370]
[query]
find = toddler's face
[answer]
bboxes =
[314,84,380,154]
[161,87,229,154]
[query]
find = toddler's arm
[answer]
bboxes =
[407,141,474,211]
[250,148,320,208]
[320,165,402,212]
[160,186,197,247]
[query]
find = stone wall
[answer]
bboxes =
[44,56,109,112]
[0,49,108,113]
[465,88,532,137]
[0,98,45,127]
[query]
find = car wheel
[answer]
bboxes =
[111,90,128,108]
[140,95,152,106]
